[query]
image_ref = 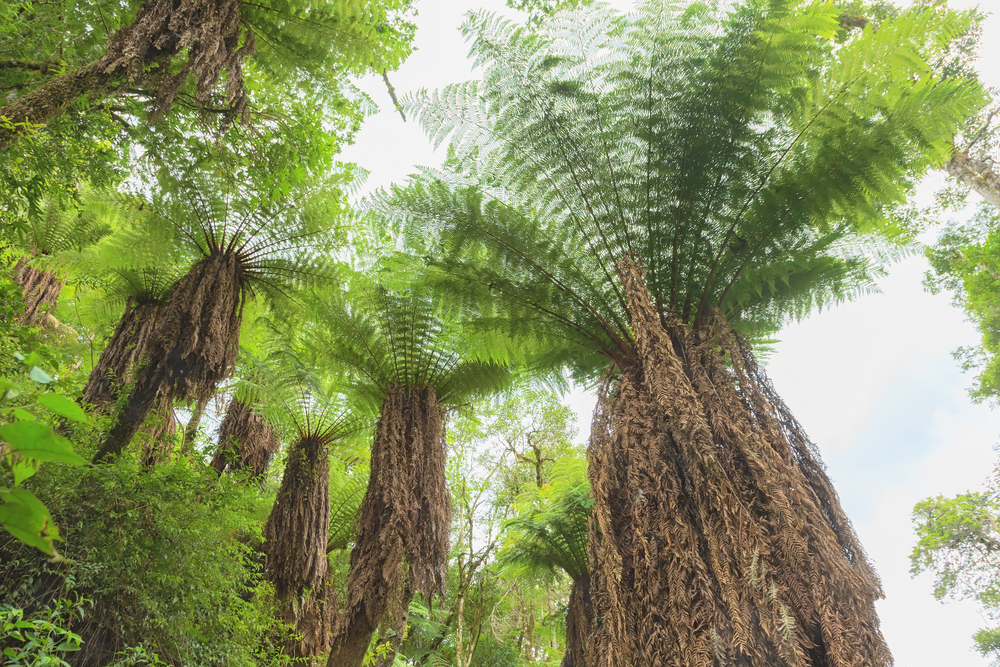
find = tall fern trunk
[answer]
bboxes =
[586,259,890,667]
[0,0,249,151]
[181,392,211,449]
[327,384,451,667]
[83,298,165,411]
[263,434,332,660]
[138,393,178,467]
[562,576,593,667]
[94,252,244,463]
[13,259,63,325]
[210,398,280,479]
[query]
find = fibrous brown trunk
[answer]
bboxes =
[94,252,244,463]
[82,298,165,411]
[13,259,63,325]
[586,258,890,667]
[263,434,332,660]
[0,0,251,151]
[946,150,1000,211]
[210,398,280,479]
[181,392,212,450]
[327,384,451,667]
[138,393,178,467]
[562,576,594,667]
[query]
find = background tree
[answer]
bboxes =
[381,2,987,665]
[499,456,591,667]
[911,457,1000,665]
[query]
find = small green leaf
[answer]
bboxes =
[36,394,90,423]
[29,367,53,384]
[11,458,40,486]
[12,352,25,361]
[12,408,36,421]
[0,421,86,465]
[21,352,42,367]
[0,487,59,554]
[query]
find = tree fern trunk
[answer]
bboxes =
[83,299,165,411]
[94,252,244,461]
[327,384,451,667]
[13,259,63,325]
[562,576,593,667]
[263,434,332,660]
[585,258,890,667]
[211,398,279,479]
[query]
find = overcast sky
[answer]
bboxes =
[338,2,1000,665]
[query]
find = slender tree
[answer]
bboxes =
[93,171,340,462]
[380,3,988,665]
[300,280,512,667]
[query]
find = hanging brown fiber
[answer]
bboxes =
[211,398,279,480]
[327,383,451,667]
[263,432,332,661]
[13,259,63,325]
[94,252,244,462]
[83,298,166,411]
[586,257,889,667]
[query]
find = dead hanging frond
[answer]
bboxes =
[101,0,253,123]
[211,397,280,479]
[586,258,889,667]
[262,407,361,660]
[328,383,450,667]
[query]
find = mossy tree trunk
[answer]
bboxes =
[327,384,451,667]
[562,576,593,667]
[585,259,890,667]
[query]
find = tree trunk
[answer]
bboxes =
[94,252,244,462]
[263,434,332,660]
[210,398,280,479]
[82,298,165,411]
[562,577,593,667]
[945,150,1000,210]
[0,59,118,150]
[138,393,178,467]
[181,392,211,450]
[0,0,250,151]
[585,258,890,667]
[327,384,451,667]
[13,259,63,325]
[372,575,413,667]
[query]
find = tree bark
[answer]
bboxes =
[12,259,63,325]
[327,384,451,667]
[181,392,211,450]
[562,577,593,667]
[946,150,1000,211]
[585,258,890,667]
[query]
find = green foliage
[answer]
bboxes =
[380,0,986,382]
[925,203,1000,404]
[499,456,590,583]
[0,350,87,557]
[0,597,88,666]
[911,458,1000,664]
[0,456,291,666]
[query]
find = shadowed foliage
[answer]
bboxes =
[378,1,989,665]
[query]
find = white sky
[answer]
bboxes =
[339,1,1000,664]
